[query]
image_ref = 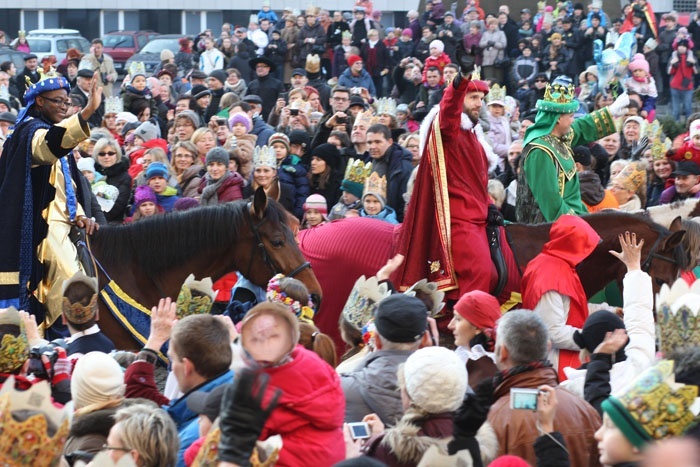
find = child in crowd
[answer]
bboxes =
[396,29,415,63]
[668,39,698,121]
[625,54,657,122]
[122,62,156,118]
[126,185,163,222]
[146,161,180,212]
[422,39,451,85]
[225,112,257,179]
[77,156,102,185]
[269,132,309,219]
[257,1,278,23]
[302,194,328,229]
[359,173,398,224]
[329,158,367,219]
[671,119,700,167]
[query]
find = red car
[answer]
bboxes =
[102,30,158,73]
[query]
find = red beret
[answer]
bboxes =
[347,55,363,66]
[465,77,490,95]
[453,290,501,330]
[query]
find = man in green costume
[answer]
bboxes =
[516,79,629,224]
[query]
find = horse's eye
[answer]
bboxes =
[271,239,284,248]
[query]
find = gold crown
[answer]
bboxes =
[486,83,507,105]
[0,377,70,466]
[305,54,321,73]
[341,275,391,330]
[0,306,29,374]
[471,65,482,81]
[656,278,700,356]
[253,145,277,168]
[607,361,699,444]
[176,274,217,319]
[536,82,579,113]
[344,158,373,185]
[614,161,647,193]
[405,279,446,318]
[128,61,146,77]
[364,171,387,200]
[375,97,397,117]
[355,108,374,128]
[648,120,672,161]
[105,96,124,114]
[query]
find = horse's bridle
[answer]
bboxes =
[641,231,678,273]
[245,207,312,280]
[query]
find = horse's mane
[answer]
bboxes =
[93,200,289,275]
[643,198,700,228]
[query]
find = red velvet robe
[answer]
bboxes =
[395,75,497,301]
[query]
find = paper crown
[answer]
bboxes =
[601,360,700,448]
[0,377,70,466]
[536,81,579,113]
[656,278,700,356]
[648,120,672,161]
[253,145,277,168]
[614,161,646,193]
[486,83,507,106]
[342,275,391,330]
[344,158,373,184]
[105,96,123,114]
[129,61,146,78]
[364,171,387,200]
[355,108,374,128]
[0,306,29,374]
[266,273,315,323]
[375,97,397,117]
[305,54,321,73]
[405,279,446,318]
[176,274,217,319]
[342,31,352,39]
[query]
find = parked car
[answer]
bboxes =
[0,47,29,72]
[102,30,158,73]
[22,29,91,62]
[124,34,181,77]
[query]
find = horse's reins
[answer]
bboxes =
[245,208,311,280]
[641,230,678,272]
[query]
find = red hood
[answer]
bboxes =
[541,215,601,267]
[128,138,169,178]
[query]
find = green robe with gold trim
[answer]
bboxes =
[515,108,617,224]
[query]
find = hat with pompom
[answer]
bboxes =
[628,53,649,74]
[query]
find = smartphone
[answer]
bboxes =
[347,422,371,440]
[290,108,299,116]
[510,388,539,410]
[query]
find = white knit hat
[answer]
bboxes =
[429,40,445,53]
[71,352,125,409]
[403,346,467,413]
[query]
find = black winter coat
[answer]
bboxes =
[95,158,132,224]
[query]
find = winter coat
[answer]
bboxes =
[177,164,203,198]
[296,23,327,67]
[463,33,483,66]
[127,138,169,179]
[247,74,284,121]
[657,26,678,63]
[436,22,463,62]
[414,37,434,63]
[488,366,601,466]
[361,41,391,78]
[341,349,413,425]
[122,88,158,120]
[359,205,398,224]
[277,156,310,219]
[370,143,414,222]
[197,171,245,205]
[333,45,353,78]
[512,55,538,84]
[261,346,346,466]
[308,171,343,210]
[396,40,415,63]
[338,67,377,96]
[327,21,351,49]
[480,29,507,66]
[94,158,132,224]
[264,38,288,68]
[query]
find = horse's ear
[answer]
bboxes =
[252,186,268,220]
[664,230,686,250]
[669,216,683,232]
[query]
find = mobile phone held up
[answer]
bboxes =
[510,388,539,411]
[348,422,371,440]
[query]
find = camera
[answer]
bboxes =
[290,108,299,116]
[336,116,348,124]
[27,338,67,380]
[216,118,227,126]
[510,388,539,411]
[347,422,371,440]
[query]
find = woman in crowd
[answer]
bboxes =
[93,138,132,224]
[307,143,343,211]
[190,127,217,166]
[479,18,507,83]
[172,141,203,198]
[225,68,247,97]
[198,147,245,206]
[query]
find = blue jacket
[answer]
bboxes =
[278,156,310,219]
[337,68,377,96]
[250,116,275,147]
[167,370,234,467]
[360,205,398,224]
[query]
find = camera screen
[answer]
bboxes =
[511,389,538,410]
[349,423,370,439]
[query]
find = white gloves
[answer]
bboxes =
[608,92,630,118]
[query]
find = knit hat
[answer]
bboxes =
[191,84,211,100]
[401,28,413,37]
[269,132,290,151]
[173,197,199,211]
[133,185,157,207]
[288,129,310,148]
[601,360,699,449]
[629,53,649,73]
[403,346,467,413]
[209,69,227,85]
[160,49,175,61]
[488,456,530,467]
[573,310,626,354]
[429,39,445,52]
[453,290,501,335]
[311,143,341,170]
[690,119,700,139]
[115,111,138,124]
[71,352,125,409]
[206,147,230,166]
[177,109,201,128]
[134,121,159,142]
[573,145,592,166]
[77,157,96,174]
[121,121,140,138]
[146,161,169,180]
[228,112,252,132]
[644,38,658,50]
[304,194,328,214]
[374,294,428,343]
[347,54,363,67]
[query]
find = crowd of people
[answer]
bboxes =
[3,0,700,465]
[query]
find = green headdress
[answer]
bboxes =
[524,79,579,146]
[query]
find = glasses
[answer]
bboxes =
[42,96,72,107]
[102,445,131,453]
[98,151,117,157]
[174,152,194,159]
[407,144,419,149]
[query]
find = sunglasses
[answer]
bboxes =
[98,151,117,157]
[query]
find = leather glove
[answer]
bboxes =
[218,369,282,466]
[630,136,649,161]
[456,41,476,76]
[608,92,630,117]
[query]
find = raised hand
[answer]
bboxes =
[609,231,643,271]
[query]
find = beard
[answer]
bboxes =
[466,108,480,125]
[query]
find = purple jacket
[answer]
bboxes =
[659,185,700,204]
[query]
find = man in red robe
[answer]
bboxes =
[394,58,506,301]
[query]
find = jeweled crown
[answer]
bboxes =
[105,96,124,114]
[486,83,506,105]
[0,306,28,374]
[648,120,672,161]
[341,275,391,330]
[364,171,388,200]
[176,274,217,319]
[253,145,277,168]
[375,97,397,117]
[128,61,146,77]
[344,158,373,185]
[656,278,700,356]
[543,82,575,104]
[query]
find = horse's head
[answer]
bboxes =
[246,187,323,308]
[642,217,687,292]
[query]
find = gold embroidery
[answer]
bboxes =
[0,271,19,285]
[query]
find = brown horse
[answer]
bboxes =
[299,211,686,354]
[90,188,322,351]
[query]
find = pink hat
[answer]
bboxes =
[402,28,413,37]
[690,119,700,139]
[628,53,649,74]
[134,185,157,207]
[303,193,328,214]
